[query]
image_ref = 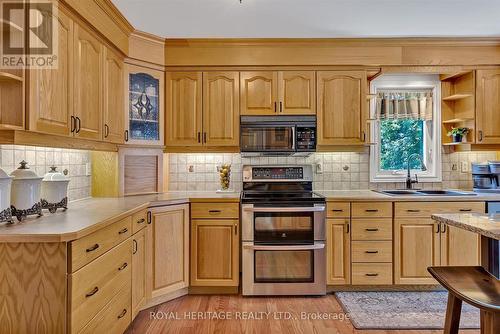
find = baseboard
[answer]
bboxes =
[141,287,189,309]
[188,286,239,294]
[327,285,444,292]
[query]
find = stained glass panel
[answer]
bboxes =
[129,73,160,141]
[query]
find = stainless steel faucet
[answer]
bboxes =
[406,153,427,189]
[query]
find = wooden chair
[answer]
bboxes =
[428,266,500,334]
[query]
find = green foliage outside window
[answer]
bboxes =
[380,119,424,170]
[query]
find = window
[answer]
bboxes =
[370,75,441,183]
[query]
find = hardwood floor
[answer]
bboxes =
[126,294,480,334]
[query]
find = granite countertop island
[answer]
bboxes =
[432,213,500,240]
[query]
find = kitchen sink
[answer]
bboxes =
[376,190,477,197]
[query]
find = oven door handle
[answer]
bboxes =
[243,244,325,251]
[244,207,325,213]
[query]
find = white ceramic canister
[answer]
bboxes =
[41,166,70,213]
[0,167,13,222]
[10,160,43,220]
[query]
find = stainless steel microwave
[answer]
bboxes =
[240,116,316,156]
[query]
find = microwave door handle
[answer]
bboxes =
[243,244,325,251]
[244,207,325,213]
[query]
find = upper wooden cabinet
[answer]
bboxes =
[203,72,240,146]
[126,65,165,146]
[476,69,500,144]
[241,71,315,115]
[103,48,124,144]
[28,9,73,136]
[317,71,367,146]
[166,71,240,149]
[166,72,203,147]
[73,24,104,141]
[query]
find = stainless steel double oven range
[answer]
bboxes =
[241,165,326,296]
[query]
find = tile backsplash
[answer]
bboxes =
[0,145,91,201]
[167,150,498,192]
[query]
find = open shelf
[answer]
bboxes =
[442,93,473,101]
[440,71,471,82]
[0,72,23,83]
[442,118,474,124]
[443,142,470,146]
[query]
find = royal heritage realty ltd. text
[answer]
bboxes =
[150,311,351,321]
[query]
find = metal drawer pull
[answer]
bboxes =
[407,209,421,212]
[245,206,325,213]
[86,244,99,252]
[136,218,146,224]
[85,286,99,297]
[118,309,127,319]
[133,239,138,254]
[365,250,379,254]
[244,244,325,251]
[118,262,128,271]
[365,228,379,232]
[459,209,472,212]
[331,209,344,212]
[118,228,128,235]
[209,210,222,214]
[365,273,379,277]
[365,209,379,212]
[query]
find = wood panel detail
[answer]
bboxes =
[476,69,500,144]
[326,219,351,285]
[240,72,278,115]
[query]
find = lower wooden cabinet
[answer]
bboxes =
[440,224,481,266]
[132,227,147,318]
[191,219,239,286]
[326,219,351,285]
[394,219,441,285]
[149,204,190,298]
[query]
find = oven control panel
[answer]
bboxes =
[243,165,313,182]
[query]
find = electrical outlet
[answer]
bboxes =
[85,162,91,176]
[460,161,469,173]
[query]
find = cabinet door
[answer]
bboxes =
[132,228,146,318]
[126,65,164,145]
[73,24,103,140]
[476,69,500,144]
[28,9,73,136]
[240,71,278,115]
[278,71,316,115]
[166,72,203,146]
[203,72,240,147]
[326,219,351,285]
[103,47,124,143]
[440,225,481,266]
[191,219,239,286]
[317,71,367,145]
[394,219,440,284]
[150,204,189,298]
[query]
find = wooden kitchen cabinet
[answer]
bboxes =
[28,8,74,136]
[103,47,124,143]
[203,72,240,146]
[476,69,500,144]
[191,219,239,286]
[132,227,147,318]
[440,224,481,266]
[73,23,104,140]
[317,71,367,146]
[326,219,351,285]
[241,71,315,116]
[148,204,190,299]
[165,72,203,146]
[394,219,441,284]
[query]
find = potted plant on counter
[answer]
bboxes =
[447,127,469,143]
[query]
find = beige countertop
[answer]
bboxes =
[2,189,500,243]
[432,213,500,240]
[0,191,240,243]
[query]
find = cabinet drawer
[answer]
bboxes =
[352,263,393,285]
[395,202,485,218]
[79,283,132,334]
[191,202,239,219]
[132,209,148,234]
[70,239,132,334]
[326,202,350,218]
[70,216,132,272]
[351,219,392,241]
[352,202,392,218]
[352,241,392,263]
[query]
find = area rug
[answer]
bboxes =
[335,291,480,329]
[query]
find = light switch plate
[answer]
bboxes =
[460,161,469,173]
